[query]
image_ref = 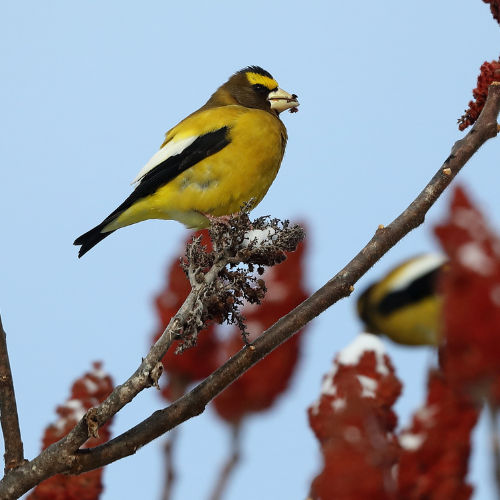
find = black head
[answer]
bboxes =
[203,66,298,114]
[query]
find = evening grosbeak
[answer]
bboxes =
[74,66,299,257]
[357,254,446,346]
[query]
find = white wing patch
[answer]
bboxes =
[389,254,446,292]
[131,135,198,185]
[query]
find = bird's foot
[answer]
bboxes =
[203,212,254,230]
[203,213,234,226]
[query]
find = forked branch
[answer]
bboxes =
[1,84,500,500]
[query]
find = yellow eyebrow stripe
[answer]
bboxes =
[246,72,278,90]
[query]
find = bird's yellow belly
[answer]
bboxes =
[375,297,442,346]
[112,109,285,230]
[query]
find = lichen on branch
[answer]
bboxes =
[176,210,305,351]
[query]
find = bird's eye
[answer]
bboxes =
[252,84,269,95]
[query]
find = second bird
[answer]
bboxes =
[74,66,299,258]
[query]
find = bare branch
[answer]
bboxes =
[161,428,178,500]
[208,423,241,500]
[160,379,187,500]
[0,315,24,473]
[0,215,303,499]
[68,84,500,473]
[0,256,216,498]
[1,84,499,499]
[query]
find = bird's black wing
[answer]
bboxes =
[377,266,442,316]
[74,126,230,257]
[124,126,231,210]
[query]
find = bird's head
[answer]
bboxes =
[206,66,299,115]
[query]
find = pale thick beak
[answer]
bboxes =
[268,88,299,113]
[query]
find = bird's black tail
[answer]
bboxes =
[74,222,115,258]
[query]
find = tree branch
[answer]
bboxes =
[0,315,25,473]
[208,423,241,500]
[160,378,187,500]
[0,254,230,497]
[69,83,500,472]
[1,84,499,499]
[160,427,178,500]
[0,216,302,499]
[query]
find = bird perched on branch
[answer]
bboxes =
[356,254,447,346]
[74,66,299,257]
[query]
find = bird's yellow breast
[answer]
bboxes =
[114,105,287,229]
[360,260,442,346]
[370,297,442,346]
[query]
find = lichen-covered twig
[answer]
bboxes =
[0,212,304,499]
[67,84,500,476]
[1,84,500,499]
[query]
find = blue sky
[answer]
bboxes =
[1,1,500,498]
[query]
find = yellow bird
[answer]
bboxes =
[74,66,299,257]
[356,254,447,346]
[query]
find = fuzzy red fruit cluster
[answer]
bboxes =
[153,225,309,409]
[213,237,309,423]
[397,370,479,500]
[308,334,402,500]
[483,0,500,24]
[458,58,500,130]
[153,230,220,401]
[28,362,114,500]
[435,186,500,401]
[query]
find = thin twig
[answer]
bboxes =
[0,315,24,473]
[65,83,500,475]
[208,423,241,500]
[160,378,187,500]
[161,427,178,500]
[1,84,500,499]
[0,254,231,499]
